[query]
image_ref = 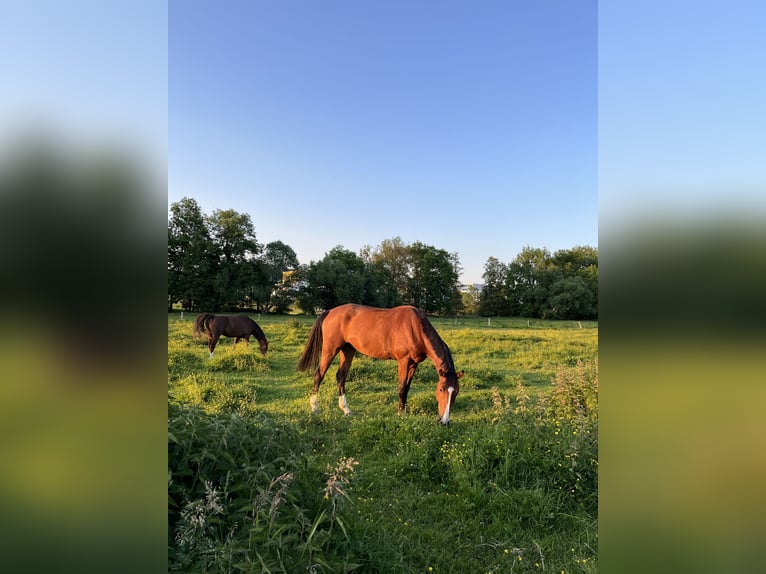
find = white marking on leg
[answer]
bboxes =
[209,351,214,358]
[339,393,352,415]
[440,387,454,425]
[310,394,319,413]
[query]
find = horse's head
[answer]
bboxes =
[436,369,464,425]
[259,339,269,356]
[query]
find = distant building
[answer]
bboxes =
[459,283,484,294]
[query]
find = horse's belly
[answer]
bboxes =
[353,344,392,360]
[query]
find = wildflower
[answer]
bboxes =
[203,480,224,515]
[324,456,358,499]
[268,472,293,517]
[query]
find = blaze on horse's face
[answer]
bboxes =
[436,369,464,425]
[259,339,269,356]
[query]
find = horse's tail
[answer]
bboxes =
[297,311,328,372]
[193,313,214,338]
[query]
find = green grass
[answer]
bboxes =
[168,313,598,573]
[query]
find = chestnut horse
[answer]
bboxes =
[193,313,268,357]
[297,304,463,425]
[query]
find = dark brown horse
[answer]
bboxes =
[193,313,268,357]
[297,304,463,424]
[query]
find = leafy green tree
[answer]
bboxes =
[479,256,510,316]
[168,197,217,311]
[207,209,261,310]
[506,246,553,317]
[367,237,411,305]
[251,241,299,312]
[269,270,300,313]
[552,245,598,313]
[358,249,397,308]
[544,275,595,319]
[407,242,460,315]
[461,285,481,315]
[295,247,368,313]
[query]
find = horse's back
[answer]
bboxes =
[325,304,426,359]
[220,314,257,336]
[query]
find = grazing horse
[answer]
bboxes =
[193,313,269,357]
[297,304,463,425]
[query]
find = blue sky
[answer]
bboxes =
[169,1,597,284]
[0,1,167,164]
[599,0,766,231]
[2,2,762,284]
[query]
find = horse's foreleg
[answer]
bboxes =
[336,345,356,416]
[397,359,418,414]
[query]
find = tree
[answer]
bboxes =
[545,275,595,319]
[206,209,261,310]
[479,256,510,316]
[367,237,411,306]
[295,247,368,313]
[505,246,552,317]
[407,242,460,315]
[251,241,299,312]
[461,285,480,315]
[168,197,217,311]
[552,246,598,313]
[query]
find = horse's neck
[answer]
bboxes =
[252,326,265,342]
[429,352,452,374]
[423,333,452,373]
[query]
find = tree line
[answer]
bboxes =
[168,197,597,319]
[478,246,598,319]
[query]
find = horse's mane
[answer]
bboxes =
[416,310,456,375]
[249,317,267,342]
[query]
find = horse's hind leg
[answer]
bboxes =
[208,334,221,358]
[336,344,356,415]
[310,351,337,413]
[397,358,418,414]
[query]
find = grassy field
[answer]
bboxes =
[168,313,598,573]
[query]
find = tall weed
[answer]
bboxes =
[168,402,362,573]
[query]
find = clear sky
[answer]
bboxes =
[169,0,597,284]
[598,0,766,232]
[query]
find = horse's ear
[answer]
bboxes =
[438,368,446,377]
[457,370,464,379]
